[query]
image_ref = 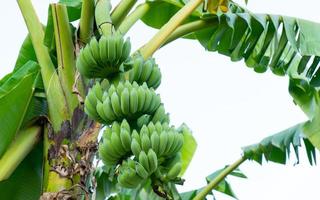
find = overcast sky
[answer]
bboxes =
[1,0,320,200]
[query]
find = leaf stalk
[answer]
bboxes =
[111,0,137,29]
[79,0,95,44]
[139,0,205,59]
[117,3,150,35]
[193,156,247,200]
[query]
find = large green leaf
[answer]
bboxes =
[0,139,43,200]
[0,61,39,157]
[14,35,37,70]
[59,0,82,22]
[178,124,197,176]
[193,9,320,82]
[142,0,200,29]
[180,168,246,200]
[242,123,317,165]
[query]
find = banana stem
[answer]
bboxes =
[0,126,41,181]
[162,19,217,47]
[139,0,205,59]
[95,0,113,36]
[17,0,70,131]
[79,0,95,44]
[111,0,137,29]
[117,3,150,35]
[193,157,247,200]
[52,3,79,114]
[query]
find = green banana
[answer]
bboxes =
[140,58,153,82]
[111,131,126,156]
[111,121,121,134]
[147,149,158,173]
[99,142,119,165]
[102,98,117,122]
[137,87,146,111]
[166,162,181,180]
[139,151,150,172]
[120,119,130,132]
[141,134,151,152]
[131,138,142,158]
[130,88,139,114]
[151,132,160,155]
[163,131,175,156]
[148,66,162,88]
[147,122,156,134]
[120,88,130,116]
[110,92,123,118]
[120,129,131,152]
[135,161,149,179]
[159,131,169,156]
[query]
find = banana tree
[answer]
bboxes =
[0,0,320,199]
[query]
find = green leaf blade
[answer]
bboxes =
[0,61,39,157]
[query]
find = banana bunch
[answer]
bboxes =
[99,120,132,165]
[85,81,166,124]
[130,122,184,159]
[77,34,131,78]
[125,54,162,89]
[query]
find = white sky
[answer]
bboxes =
[1,0,320,199]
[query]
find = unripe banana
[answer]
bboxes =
[99,143,119,165]
[163,131,175,156]
[143,89,153,112]
[120,119,130,132]
[155,122,163,133]
[136,115,151,128]
[116,82,125,95]
[111,131,126,155]
[130,88,139,114]
[128,55,144,82]
[131,130,141,144]
[102,98,117,122]
[99,142,119,165]
[141,134,151,152]
[147,122,156,134]
[120,129,131,152]
[111,121,121,134]
[89,37,102,66]
[139,58,153,82]
[147,66,162,88]
[107,36,116,63]
[110,92,123,118]
[137,87,146,111]
[140,125,149,137]
[166,162,182,180]
[102,127,112,141]
[151,131,160,155]
[108,85,117,96]
[120,38,131,63]
[149,93,161,113]
[139,151,150,172]
[131,138,142,158]
[147,149,158,173]
[159,131,169,156]
[84,98,101,122]
[135,162,149,179]
[96,101,110,123]
[152,105,170,123]
[170,133,184,155]
[120,88,130,116]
